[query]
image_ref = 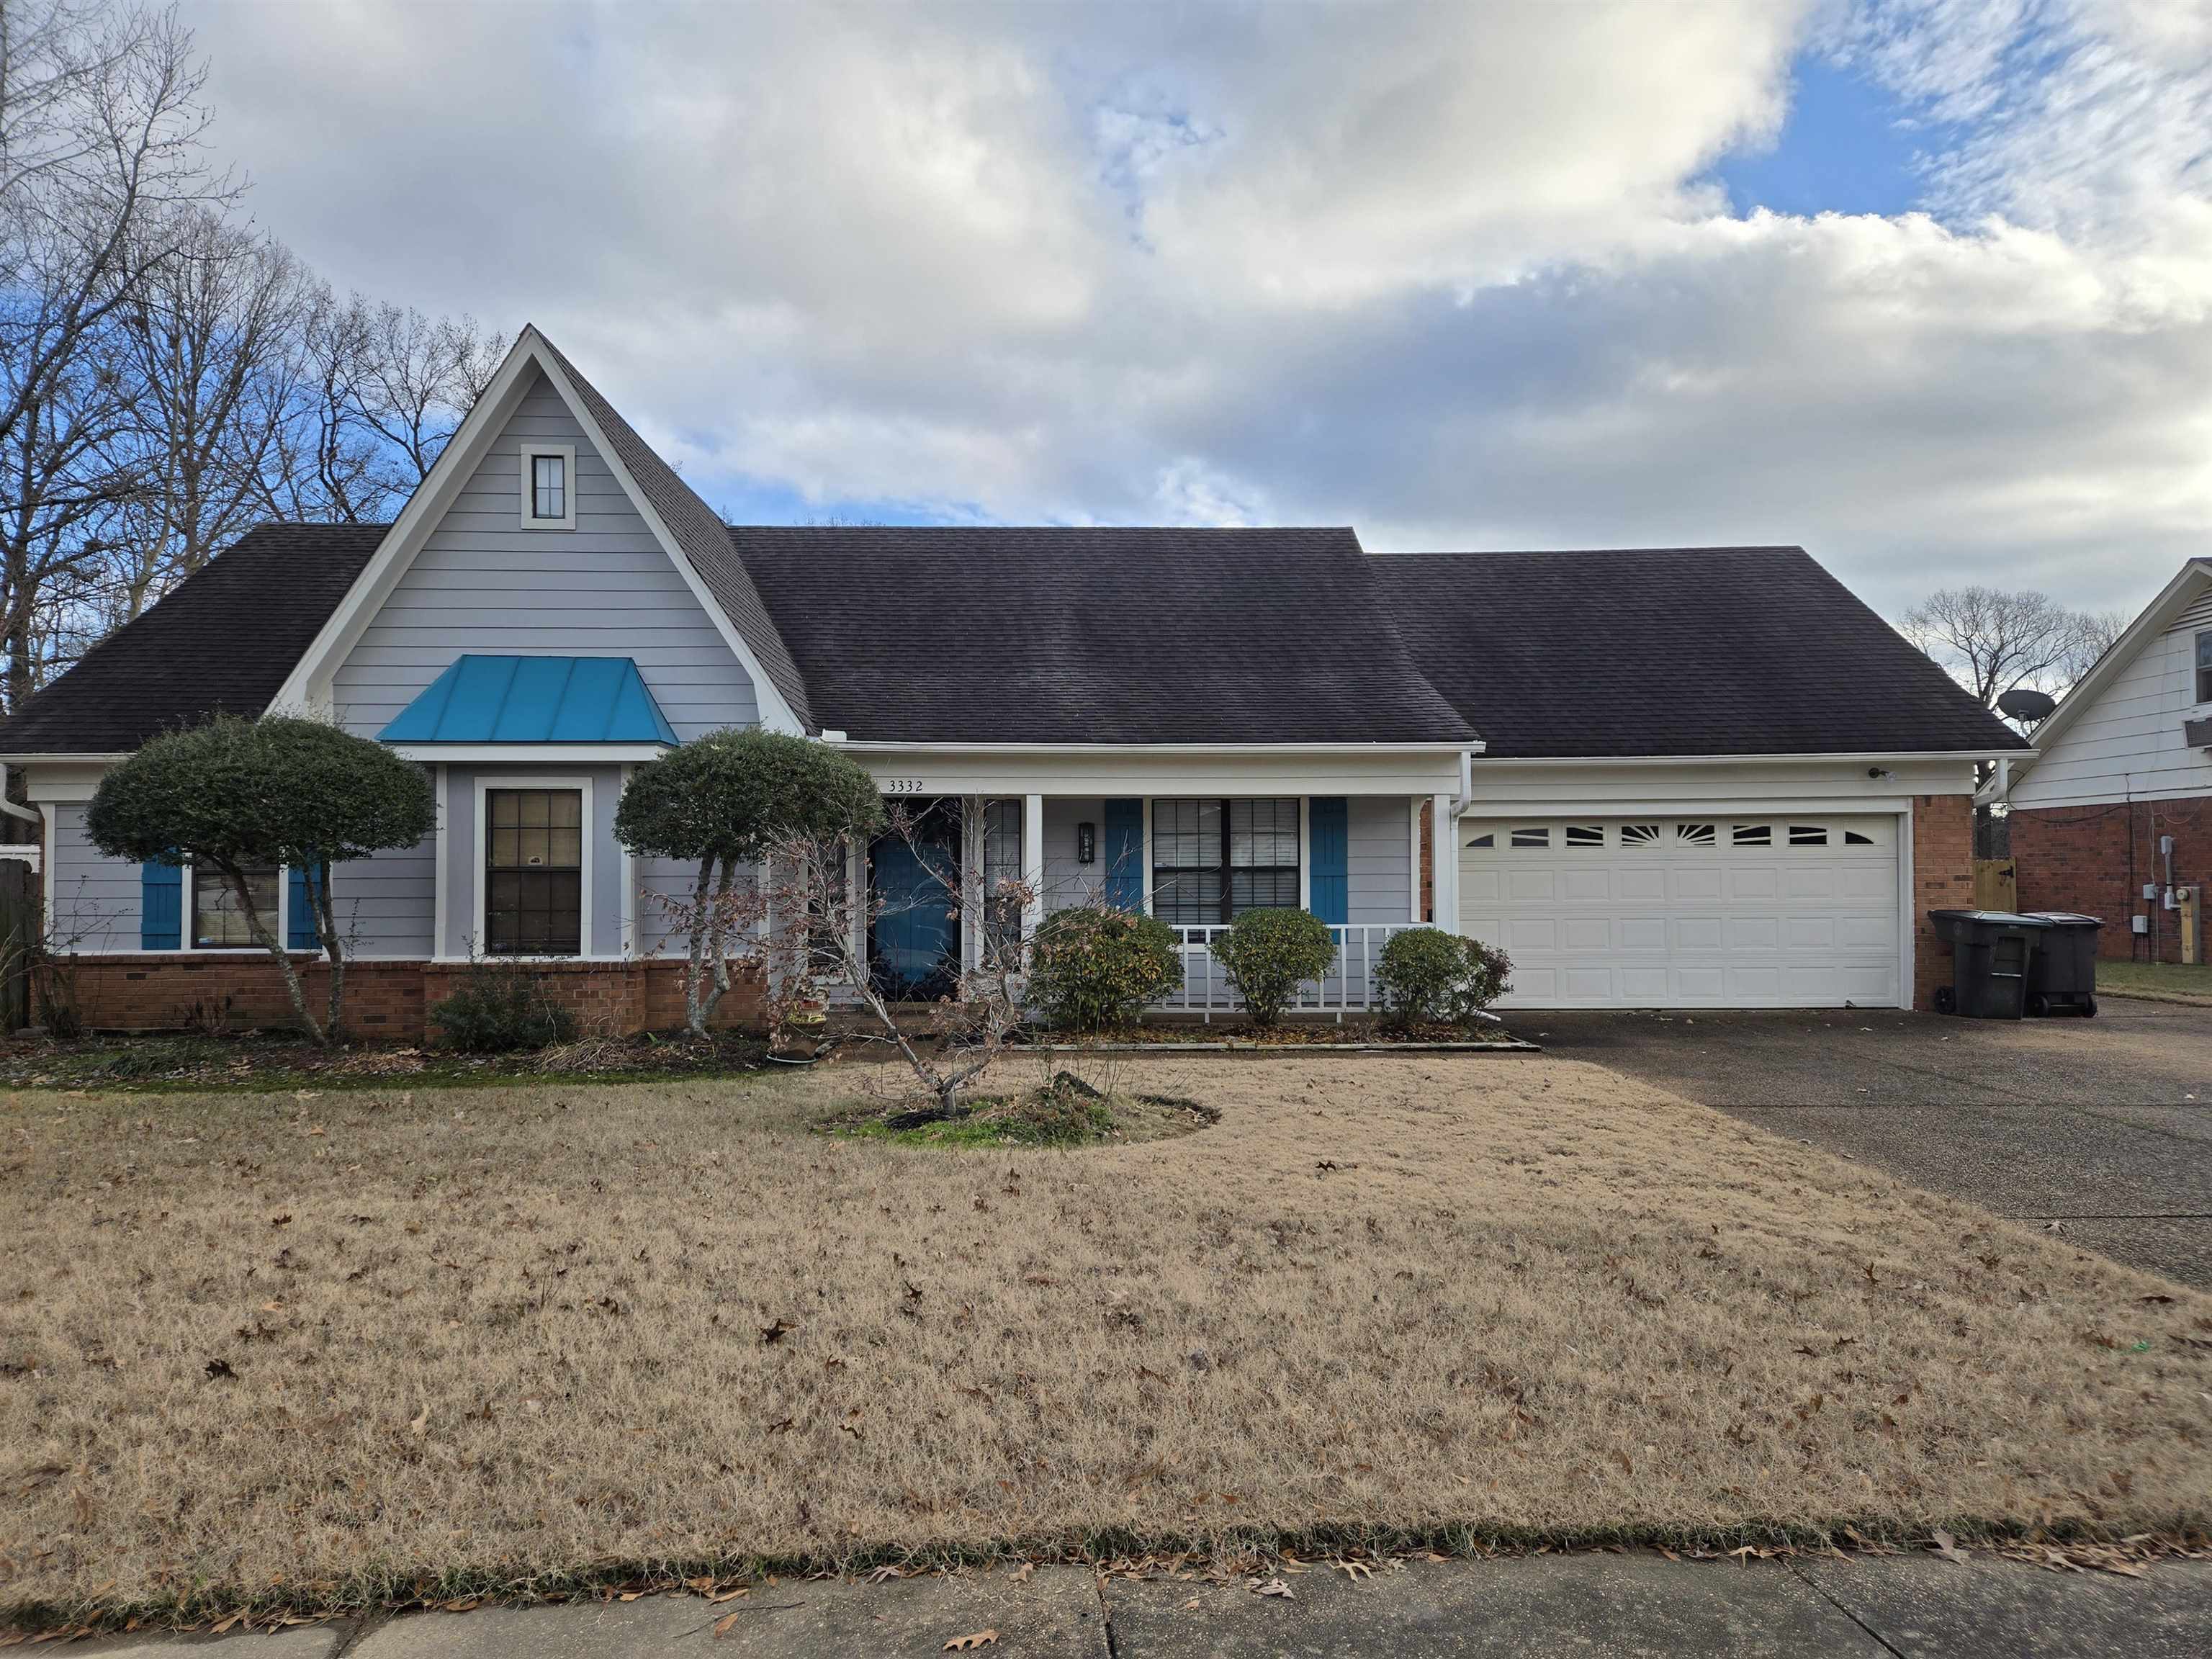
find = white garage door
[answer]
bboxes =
[1458,814,1902,1010]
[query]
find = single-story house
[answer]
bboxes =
[2002,557,2212,961]
[0,327,2023,1036]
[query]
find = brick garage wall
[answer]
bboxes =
[2012,795,2212,962]
[49,956,765,1042]
[1912,793,1974,1010]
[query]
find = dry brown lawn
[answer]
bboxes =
[3,1051,2209,1619]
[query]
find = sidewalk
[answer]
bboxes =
[49,1553,2212,1658]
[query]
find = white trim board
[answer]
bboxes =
[470,772,600,961]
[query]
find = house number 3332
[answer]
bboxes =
[881,778,925,794]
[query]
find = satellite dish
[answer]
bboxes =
[1997,687,2058,724]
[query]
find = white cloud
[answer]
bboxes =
[183,0,2212,619]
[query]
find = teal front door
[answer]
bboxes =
[869,803,961,1000]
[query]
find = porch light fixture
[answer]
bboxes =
[1076,822,1097,864]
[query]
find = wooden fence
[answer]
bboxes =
[0,859,35,1030]
[1972,857,2018,912]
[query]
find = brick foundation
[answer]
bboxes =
[2011,794,2211,962]
[46,955,765,1043]
[1912,793,1975,1010]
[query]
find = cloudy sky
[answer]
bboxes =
[184,0,2212,619]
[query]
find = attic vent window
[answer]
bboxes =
[519,444,576,530]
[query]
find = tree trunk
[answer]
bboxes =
[688,855,738,1040]
[311,859,346,1041]
[222,861,323,1044]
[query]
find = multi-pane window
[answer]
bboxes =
[531,452,566,521]
[485,788,583,956]
[2198,631,2212,703]
[192,865,278,948]
[1151,799,1300,925]
[980,799,1025,965]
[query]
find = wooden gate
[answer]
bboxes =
[0,859,37,1030]
[1972,857,2018,912]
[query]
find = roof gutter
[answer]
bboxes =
[819,739,1477,755]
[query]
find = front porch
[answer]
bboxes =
[856,790,1450,1017]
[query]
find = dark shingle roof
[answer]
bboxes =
[0,523,385,754]
[734,526,1478,746]
[534,335,814,732]
[1375,547,2028,759]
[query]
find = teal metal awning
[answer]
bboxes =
[378,656,680,745]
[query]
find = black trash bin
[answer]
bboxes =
[1926,909,2051,1018]
[2020,911,2103,1017]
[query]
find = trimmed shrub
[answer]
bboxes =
[430,961,578,1053]
[85,714,435,1043]
[1375,926,1464,1031]
[1375,927,1514,1033]
[1213,907,1336,1029]
[1454,935,1514,1022]
[1028,904,1181,1031]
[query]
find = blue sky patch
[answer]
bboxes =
[1712,58,1934,219]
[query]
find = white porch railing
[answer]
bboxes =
[1155,922,1417,1020]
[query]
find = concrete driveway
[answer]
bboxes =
[1532,996,2212,1288]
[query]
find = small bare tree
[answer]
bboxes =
[759,801,1033,1117]
[1901,585,2119,712]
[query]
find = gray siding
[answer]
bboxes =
[332,369,759,741]
[44,806,433,958]
[1346,796,1413,924]
[328,837,436,958]
[48,806,140,950]
[1040,796,1110,913]
[636,853,701,957]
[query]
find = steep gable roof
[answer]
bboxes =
[735,525,1477,746]
[1997,557,2212,790]
[0,523,385,755]
[1376,547,2028,759]
[532,338,813,732]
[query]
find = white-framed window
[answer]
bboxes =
[518,443,577,530]
[482,786,585,956]
[2197,629,2212,704]
[190,863,280,950]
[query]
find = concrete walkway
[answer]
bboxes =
[54,1555,2212,1658]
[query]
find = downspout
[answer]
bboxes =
[1451,742,1485,817]
[0,768,40,827]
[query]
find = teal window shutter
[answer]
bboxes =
[140,862,181,950]
[1102,799,1143,912]
[1309,798,1348,925]
[287,865,320,950]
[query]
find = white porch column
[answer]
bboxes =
[1022,792,1046,938]
[1431,791,1457,934]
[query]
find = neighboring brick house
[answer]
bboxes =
[2002,558,2212,961]
[0,328,2021,1033]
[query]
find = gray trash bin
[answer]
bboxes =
[2020,911,2103,1017]
[1927,909,2051,1019]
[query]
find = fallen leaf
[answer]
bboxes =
[760,1318,796,1344]
[409,1406,428,1435]
[1931,1530,1969,1564]
[943,1631,998,1650]
[714,1611,741,1638]
[1252,1578,1295,1599]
